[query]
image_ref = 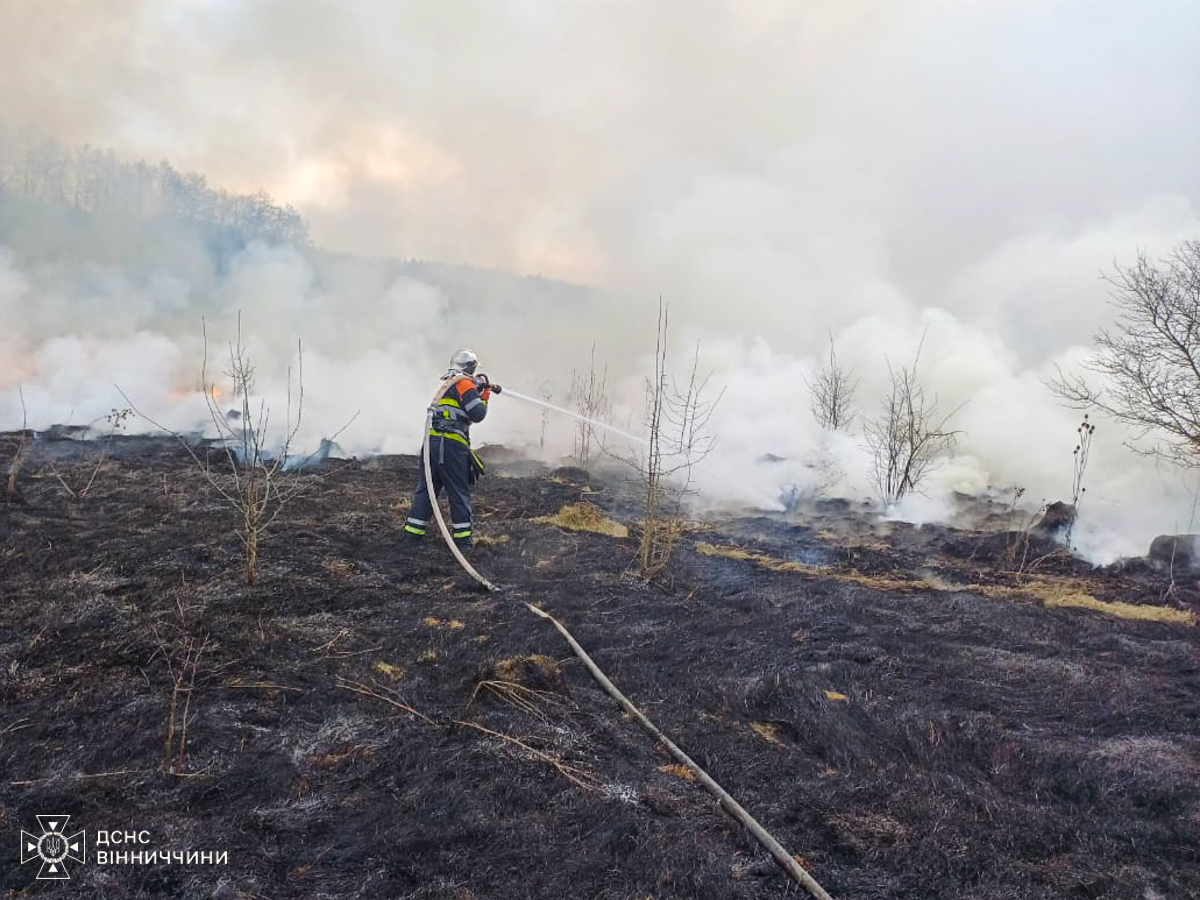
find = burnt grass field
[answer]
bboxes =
[2,433,1199,900]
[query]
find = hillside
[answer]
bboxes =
[1,433,1198,899]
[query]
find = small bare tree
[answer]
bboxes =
[122,315,353,585]
[152,594,213,776]
[569,344,610,469]
[628,301,723,578]
[806,332,858,431]
[537,379,553,450]
[5,385,29,503]
[863,338,963,506]
[1050,241,1200,468]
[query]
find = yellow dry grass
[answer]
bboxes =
[658,764,697,781]
[698,542,1195,626]
[493,653,561,683]
[824,690,849,702]
[979,578,1196,625]
[321,557,357,577]
[1043,592,1196,624]
[750,722,785,746]
[696,542,929,592]
[534,503,629,538]
[474,534,510,546]
[373,662,405,681]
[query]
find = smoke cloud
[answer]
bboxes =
[2,0,1200,562]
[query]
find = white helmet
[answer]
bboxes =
[449,348,479,375]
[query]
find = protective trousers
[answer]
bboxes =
[405,435,473,543]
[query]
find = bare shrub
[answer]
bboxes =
[122,315,354,585]
[569,344,610,469]
[4,385,28,503]
[536,379,553,450]
[1050,240,1200,469]
[806,332,858,431]
[863,339,963,505]
[160,632,209,775]
[624,301,723,579]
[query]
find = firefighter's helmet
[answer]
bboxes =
[450,348,479,375]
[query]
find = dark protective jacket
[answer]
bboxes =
[429,374,488,446]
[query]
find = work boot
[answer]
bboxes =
[402,530,424,544]
[454,537,472,552]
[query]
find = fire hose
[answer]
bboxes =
[419,380,834,900]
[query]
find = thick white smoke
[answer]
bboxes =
[2,1,1200,563]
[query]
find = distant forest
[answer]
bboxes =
[0,127,309,265]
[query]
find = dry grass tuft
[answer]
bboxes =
[321,557,357,578]
[659,763,697,781]
[534,502,629,538]
[750,722,785,745]
[374,662,405,681]
[483,654,567,695]
[824,690,849,702]
[474,534,510,546]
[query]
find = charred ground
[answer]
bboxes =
[1,433,1198,899]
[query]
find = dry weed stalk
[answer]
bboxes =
[337,677,597,791]
[5,385,28,503]
[51,407,132,500]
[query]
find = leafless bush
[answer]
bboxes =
[4,385,28,503]
[121,315,354,585]
[569,344,610,469]
[536,379,553,450]
[160,632,209,775]
[152,595,213,776]
[863,339,963,505]
[622,301,723,579]
[1050,240,1200,469]
[806,332,858,431]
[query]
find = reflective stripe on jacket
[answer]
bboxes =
[429,375,487,445]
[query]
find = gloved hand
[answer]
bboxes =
[475,373,500,399]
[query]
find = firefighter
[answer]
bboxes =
[403,348,499,549]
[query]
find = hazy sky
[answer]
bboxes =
[5,1,1198,311]
[3,0,1200,560]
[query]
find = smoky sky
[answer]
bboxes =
[5,0,1199,355]
[3,0,1200,562]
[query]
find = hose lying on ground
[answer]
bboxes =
[418,403,833,900]
[422,408,498,592]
